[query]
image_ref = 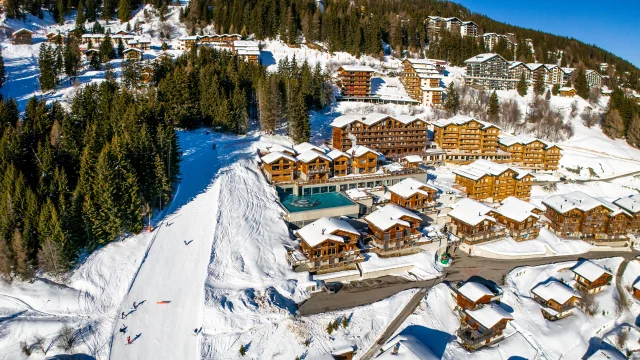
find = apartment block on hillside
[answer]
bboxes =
[585,70,603,88]
[464,53,517,90]
[400,59,445,106]
[453,159,534,202]
[613,194,640,233]
[498,135,562,170]
[337,65,375,97]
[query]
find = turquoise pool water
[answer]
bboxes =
[279,192,355,213]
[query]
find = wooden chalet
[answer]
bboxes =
[46,32,65,43]
[123,48,143,61]
[84,49,99,60]
[498,135,562,171]
[453,159,534,202]
[377,334,438,359]
[338,65,374,97]
[559,87,576,97]
[296,149,332,181]
[364,204,424,256]
[327,149,350,177]
[613,194,640,233]
[12,28,33,45]
[432,115,511,164]
[178,35,198,50]
[387,178,438,213]
[261,151,296,183]
[330,113,429,157]
[571,260,612,294]
[289,217,364,274]
[447,198,504,245]
[266,144,296,156]
[458,303,514,350]
[81,33,105,47]
[401,155,423,169]
[494,197,543,241]
[454,281,501,310]
[531,280,581,320]
[542,191,631,242]
[346,145,379,174]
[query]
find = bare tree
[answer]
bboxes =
[20,341,31,356]
[32,334,48,355]
[570,100,579,118]
[588,88,601,105]
[616,328,628,349]
[57,325,77,353]
[579,290,600,316]
[581,110,600,128]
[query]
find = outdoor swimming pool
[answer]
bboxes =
[279,192,356,213]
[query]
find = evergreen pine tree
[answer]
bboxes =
[239,345,246,356]
[517,73,527,96]
[90,53,102,70]
[99,33,116,62]
[626,114,640,148]
[103,0,116,20]
[545,89,551,101]
[39,44,57,92]
[287,82,310,143]
[552,84,560,96]
[533,76,545,96]
[63,37,81,79]
[488,91,499,118]
[12,230,32,279]
[118,0,131,22]
[0,47,5,88]
[117,39,125,58]
[85,0,97,21]
[0,237,12,280]
[76,0,85,24]
[326,322,333,334]
[444,83,459,114]
[574,68,589,99]
[602,109,625,139]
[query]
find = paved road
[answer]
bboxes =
[297,276,442,316]
[358,287,429,360]
[445,249,639,284]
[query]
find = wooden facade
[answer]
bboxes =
[454,169,534,202]
[449,212,504,245]
[338,66,373,97]
[531,285,580,321]
[47,32,65,43]
[388,186,437,212]
[433,116,503,164]
[399,59,443,106]
[349,151,378,174]
[495,213,540,241]
[298,156,331,181]
[458,305,513,350]
[498,138,562,171]
[296,223,363,274]
[12,29,32,45]
[262,156,296,182]
[365,205,424,255]
[331,115,428,157]
[559,87,576,97]
[331,154,350,177]
[573,270,612,293]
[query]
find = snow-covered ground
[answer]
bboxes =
[392,257,639,359]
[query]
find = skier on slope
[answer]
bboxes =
[133,301,137,309]
[121,312,126,319]
[120,325,127,333]
[127,336,131,345]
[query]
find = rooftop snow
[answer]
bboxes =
[452,159,530,181]
[365,204,421,231]
[458,282,494,303]
[572,260,611,283]
[403,58,434,65]
[403,155,423,163]
[559,87,575,92]
[526,63,546,71]
[388,178,437,199]
[432,115,500,130]
[340,65,375,72]
[346,145,380,158]
[327,149,350,160]
[330,113,421,128]
[293,142,326,154]
[464,53,501,63]
[543,191,626,215]
[614,193,640,214]
[495,196,541,223]
[508,61,525,69]
[531,281,580,304]
[261,151,296,164]
[296,149,332,163]
[498,134,555,148]
[378,334,438,360]
[464,303,513,329]
[586,348,627,360]
[296,217,359,247]
[448,198,496,226]
[266,143,295,154]
[345,188,370,200]
[233,40,259,48]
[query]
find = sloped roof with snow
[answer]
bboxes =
[572,261,612,283]
[464,303,513,329]
[614,194,640,214]
[543,191,624,215]
[266,143,296,154]
[562,67,576,74]
[296,217,359,247]
[496,197,541,223]
[346,145,380,158]
[388,178,437,199]
[296,149,332,163]
[458,282,494,302]
[339,65,375,72]
[12,28,33,36]
[498,134,554,148]
[261,151,296,164]
[330,113,421,128]
[433,115,500,130]
[508,61,526,69]
[327,149,350,160]
[559,87,575,92]
[403,58,434,65]
[365,204,421,231]
[123,48,143,53]
[464,53,502,64]
[452,159,530,181]
[293,142,325,154]
[403,155,423,163]
[448,198,496,226]
[531,281,580,304]
[587,348,627,360]
[378,334,438,360]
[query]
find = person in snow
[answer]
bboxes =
[133,301,137,309]
[121,312,126,319]
[184,240,188,246]
[127,336,131,345]
[120,325,127,333]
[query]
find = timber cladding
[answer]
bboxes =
[262,158,295,182]
[454,172,533,202]
[298,157,331,180]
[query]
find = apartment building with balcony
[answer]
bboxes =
[498,135,562,171]
[346,145,380,175]
[464,53,518,90]
[447,198,504,244]
[545,64,565,86]
[432,115,511,164]
[562,67,575,83]
[387,178,439,213]
[399,59,445,106]
[261,151,297,182]
[542,191,632,243]
[494,197,544,241]
[453,160,534,202]
[509,61,531,82]
[330,114,429,157]
[327,149,351,177]
[461,21,478,37]
[296,150,332,181]
[288,217,364,274]
[337,65,375,97]
[586,70,603,88]
[364,204,424,256]
[613,194,640,233]
[458,303,514,350]
[531,280,581,321]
